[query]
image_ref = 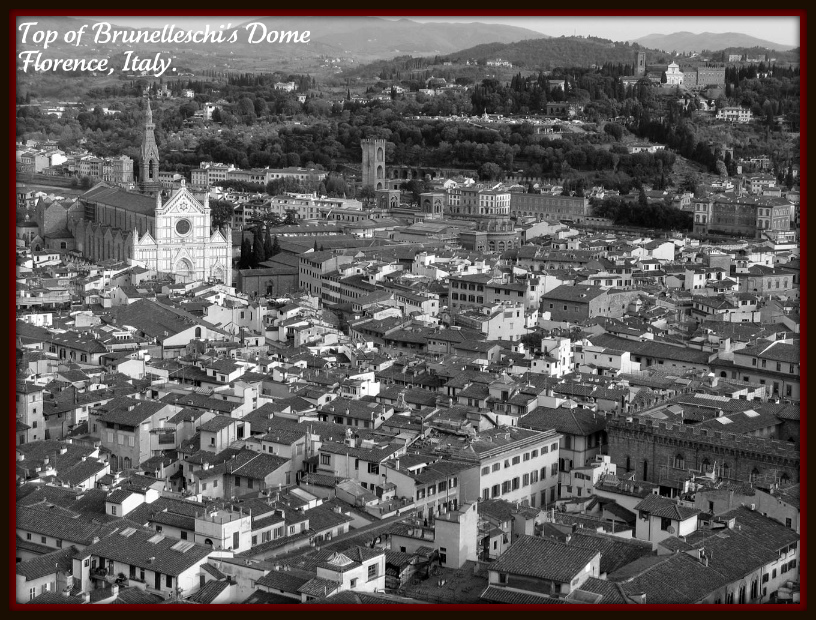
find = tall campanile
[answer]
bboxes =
[139,96,161,195]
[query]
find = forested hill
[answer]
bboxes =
[440,37,661,70]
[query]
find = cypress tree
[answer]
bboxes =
[264,228,273,258]
[252,227,265,267]
[239,237,252,269]
[271,235,281,257]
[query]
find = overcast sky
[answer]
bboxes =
[98,15,799,47]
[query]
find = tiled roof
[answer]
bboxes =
[256,569,312,593]
[199,415,237,432]
[16,545,79,580]
[480,586,567,604]
[82,526,212,576]
[491,535,599,583]
[634,494,701,521]
[187,579,230,604]
[99,399,167,427]
[16,505,119,545]
[112,588,164,604]
[577,577,629,603]
[566,531,653,576]
[521,405,607,437]
[297,576,340,597]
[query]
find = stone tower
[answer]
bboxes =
[361,138,386,190]
[635,51,646,77]
[139,96,161,195]
[420,192,445,220]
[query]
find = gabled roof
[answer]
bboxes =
[491,535,599,583]
[634,494,700,521]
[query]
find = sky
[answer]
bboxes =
[95,15,799,48]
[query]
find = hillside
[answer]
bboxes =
[418,37,664,71]
[632,31,796,53]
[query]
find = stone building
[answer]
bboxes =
[605,414,799,489]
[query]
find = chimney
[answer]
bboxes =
[81,592,91,603]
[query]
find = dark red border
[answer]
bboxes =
[10,8,805,611]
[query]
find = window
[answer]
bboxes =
[247,478,254,489]
[512,456,520,465]
[504,460,510,469]
[551,463,558,476]
[502,481,511,494]
[482,488,490,500]
[532,450,538,458]
[368,563,377,580]
[785,518,792,529]
[660,517,673,531]
[368,463,379,475]
[531,470,538,483]
[350,578,358,588]
[321,454,330,466]
[492,484,500,498]
[523,474,530,486]
[481,466,489,475]
[180,531,187,541]
[110,506,117,516]
[492,463,500,472]
[235,476,241,487]
[541,446,548,454]
[512,477,520,490]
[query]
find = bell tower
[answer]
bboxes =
[139,96,161,196]
[635,51,646,77]
[361,138,386,190]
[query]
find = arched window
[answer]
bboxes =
[780,473,791,484]
[702,457,711,472]
[643,460,649,481]
[123,457,131,470]
[674,453,685,469]
[204,538,213,547]
[194,327,202,339]
[625,455,631,472]
[751,467,760,482]
[722,462,730,479]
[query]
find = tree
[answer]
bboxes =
[239,237,252,269]
[283,209,298,226]
[80,176,92,189]
[479,162,504,182]
[604,122,623,141]
[209,199,234,228]
[252,226,265,267]
[715,160,728,178]
[70,177,79,189]
[270,235,281,257]
[358,185,376,206]
[264,228,273,258]
[638,188,648,208]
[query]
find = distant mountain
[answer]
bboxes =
[224,17,544,59]
[631,31,796,53]
[16,16,542,63]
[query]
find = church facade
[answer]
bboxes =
[69,97,232,285]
